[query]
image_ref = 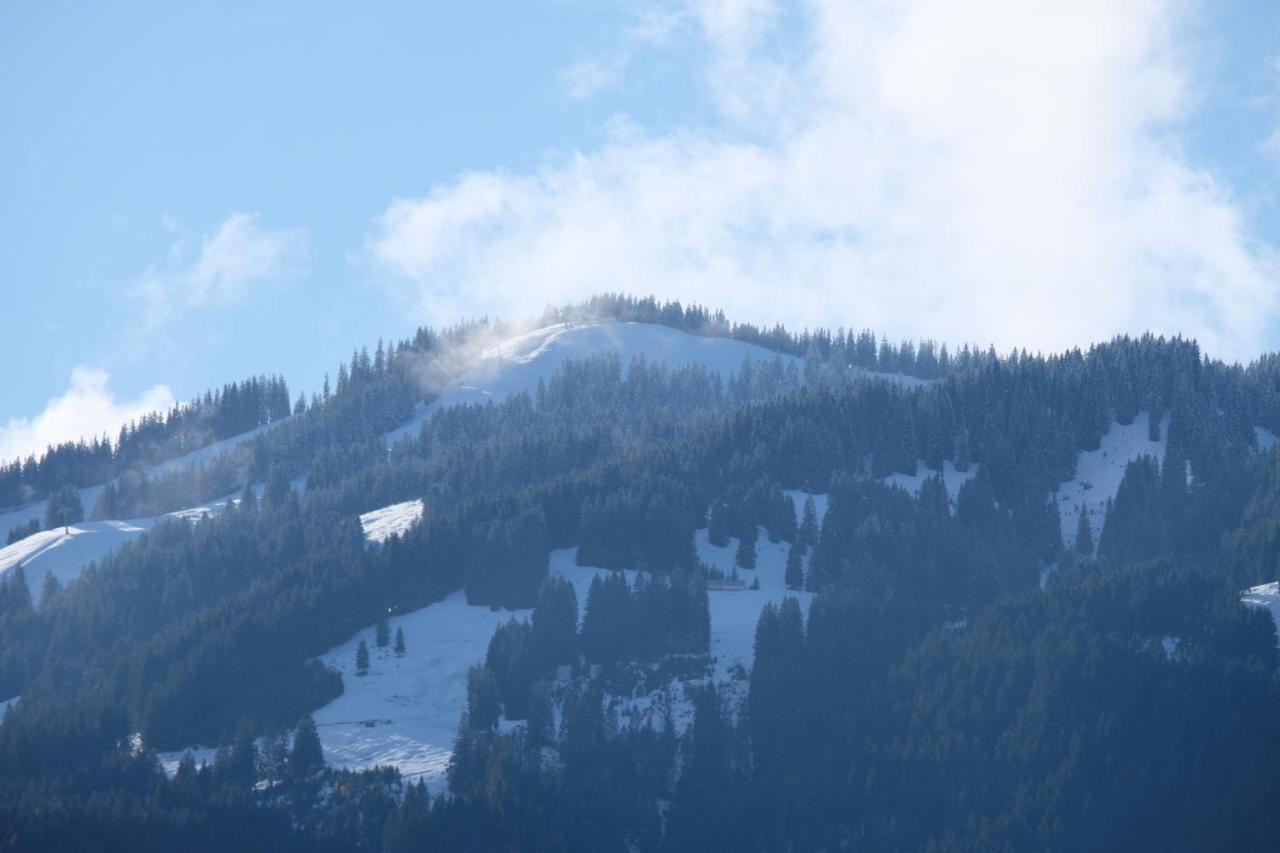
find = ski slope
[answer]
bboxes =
[1055,412,1169,551]
[0,494,245,602]
[386,321,932,446]
[0,520,153,603]
[386,321,806,445]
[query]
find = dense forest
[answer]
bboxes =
[2,296,1280,851]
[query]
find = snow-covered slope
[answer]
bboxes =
[1242,582,1280,645]
[303,492,827,789]
[0,417,281,546]
[0,494,245,601]
[0,520,152,602]
[313,591,530,787]
[386,322,802,445]
[359,500,424,545]
[1055,411,1169,551]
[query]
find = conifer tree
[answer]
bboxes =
[263,463,291,510]
[1074,506,1095,556]
[394,626,406,655]
[288,714,324,779]
[43,484,83,532]
[799,495,819,547]
[735,528,757,569]
[708,500,730,547]
[0,566,31,614]
[785,542,804,590]
[375,617,391,648]
[465,665,501,730]
[38,571,61,607]
[356,639,370,675]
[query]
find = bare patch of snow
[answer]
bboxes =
[359,499,424,544]
[1256,426,1279,453]
[312,592,532,793]
[1242,582,1280,647]
[1056,411,1168,552]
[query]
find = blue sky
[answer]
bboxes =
[2,0,1278,460]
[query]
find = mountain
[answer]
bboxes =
[3,297,1280,852]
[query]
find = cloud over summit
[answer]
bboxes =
[368,0,1279,363]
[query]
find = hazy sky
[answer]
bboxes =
[2,0,1278,460]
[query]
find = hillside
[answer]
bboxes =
[3,304,1280,851]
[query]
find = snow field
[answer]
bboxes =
[359,499,424,544]
[385,321,804,446]
[300,492,828,788]
[1055,411,1168,552]
[1242,582,1280,647]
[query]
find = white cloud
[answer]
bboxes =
[559,58,623,101]
[370,0,1279,363]
[0,367,174,462]
[133,213,307,327]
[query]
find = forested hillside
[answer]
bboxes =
[2,297,1280,851]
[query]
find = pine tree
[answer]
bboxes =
[735,529,757,570]
[38,571,62,607]
[0,566,32,615]
[708,500,730,547]
[1074,505,1095,555]
[356,639,370,675]
[263,463,291,510]
[466,665,501,730]
[43,484,84,532]
[376,617,391,648]
[799,495,818,547]
[288,714,324,779]
[785,542,804,590]
[394,626,406,655]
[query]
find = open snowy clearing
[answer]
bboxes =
[359,499,424,544]
[1055,411,1168,552]
[1242,582,1280,646]
[386,321,805,446]
[294,492,826,790]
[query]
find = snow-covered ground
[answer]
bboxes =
[0,519,153,603]
[0,494,246,602]
[1055,412,1169,552]
[883,460,977,508]
[1242,582,1280,646]
[359,499,424,544]
[144,419,284,482]
[386,322,803,446]
[298,492,827,790]
[694,528,815,681]
[313,592,531,790]
[1257,426,1279,453]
